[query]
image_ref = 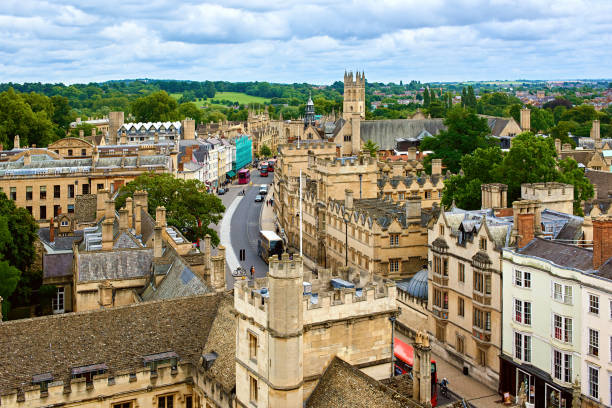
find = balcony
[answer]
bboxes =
[432,273,449,287]
[472,291,492,307]
[432,305,449,320]
[472,326,492,345]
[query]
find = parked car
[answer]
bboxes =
[218,188,227,195]
[254,194,264,202]
[259,186,268,195]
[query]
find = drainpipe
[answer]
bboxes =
[390,316,396,377]
[359,174,362,199]
[345,219,348,266]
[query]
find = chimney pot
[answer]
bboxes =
[344,189,354,210]
[49,217,55,243]
[592,216,612,269]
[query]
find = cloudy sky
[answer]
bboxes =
[1,0,610,84]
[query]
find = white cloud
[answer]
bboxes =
[0,0,610,83]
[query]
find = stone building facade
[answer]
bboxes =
[0,139,175,226]
[234,255,398,406]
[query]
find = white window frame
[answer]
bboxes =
[514,268,531,288]
[513,298,532,326]
[551,281,573,305]
[588,365,599,399]
[552,349,572,383]
[516,369,535,404]
[552,313,572,344]
[589,328,599,357]
[589,293,600,315]
[52,286,65,314]
[514,331,531,362]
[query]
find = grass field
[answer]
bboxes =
[170,91,269,108]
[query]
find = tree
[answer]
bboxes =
[421,106,492,174]
[0,88,58,148]
[50,95,75,130]
[428,100,445,118]
[0,192,39,313]
[259,144,272,158]
[441,146,503,209]
[530,107,554,133]
[204,82,216,99]
[0,261,20,320]
[557,158,594,216]
[131,91,179,122]
[115,173,225,246]
[465,86,477,110]
[441,133,593,214]
[423,88,430,108]
[363,139,380,157]
[178,102,202,124]
[69,123,96,138]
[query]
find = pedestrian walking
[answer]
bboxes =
[250,265,255,279]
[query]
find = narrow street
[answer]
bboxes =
[217,172,273,288]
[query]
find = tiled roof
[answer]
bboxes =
[141,258,212,302]
[517,238,593,271]
[77,248,153,282]
[305,357,418,408]
[586,169,612,199]
[0,292,230,395]
[360,119,446,150]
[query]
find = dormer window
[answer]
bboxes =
[32,372,53,394]
[143,351,179,373]
[71,363,108,386]
[479,238,487,250]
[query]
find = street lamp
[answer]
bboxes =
[343,212,351,266]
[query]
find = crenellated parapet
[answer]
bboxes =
[0,362,192,408]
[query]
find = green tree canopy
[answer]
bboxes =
[363,139,380,157]
[259,144,272,158]
[421,106,492,174]
[131,91,179,122]
[177,102,202,124]
[115,173,225,245]
[0,261,20,320]
[441,132,594,214]
[0,88,59,148]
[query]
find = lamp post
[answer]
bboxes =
[390,316,396,377]
[343,212,350,266]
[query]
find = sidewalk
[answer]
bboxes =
[396,333,501,408]
[431,353,501,408]
[260,189,276,231]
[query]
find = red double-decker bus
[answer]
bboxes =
[267,159,276,172]
[394,337,438,406]
[238,169,250,184]
[259,161,269,177]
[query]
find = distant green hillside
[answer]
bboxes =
[171,91,270,107]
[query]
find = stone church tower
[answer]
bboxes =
[343,71,366,120]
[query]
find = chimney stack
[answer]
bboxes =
[555,138,561,154]
[406,195,422,219]
[120,130,127,145]
[512,200,541,248]
[96,189,108,220]
[408,147,416,161]
[49,217,55,243]
[154,206,167,258]
[126,197,133,229]
[154,132,159,144]
[344,189,354,210]
[592,216,612,269]
[119,209,129,231]
[102,219,114,250]
[79,129,84,138]
[92,128,96,137]
[23,152,31,165]
[13,135,20,149]
[591,120,601,144]
[204,234,212,271]
[520,108,531,132]
[431,158,442,176]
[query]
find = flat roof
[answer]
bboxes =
[260,230,282,241]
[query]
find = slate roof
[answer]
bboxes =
[480,116,516,137]
[77,249,154,282]
[199,294,237,393]
[42,252,74,279]
[559,150,595,167]
[517,238,593,271]
[305,357,418,408]
[586,169,612,199]
[331,198,434,229]
[141,258,212,302]
[0,292,231,395]
[360,119,446,150]
[38,228,83,251]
